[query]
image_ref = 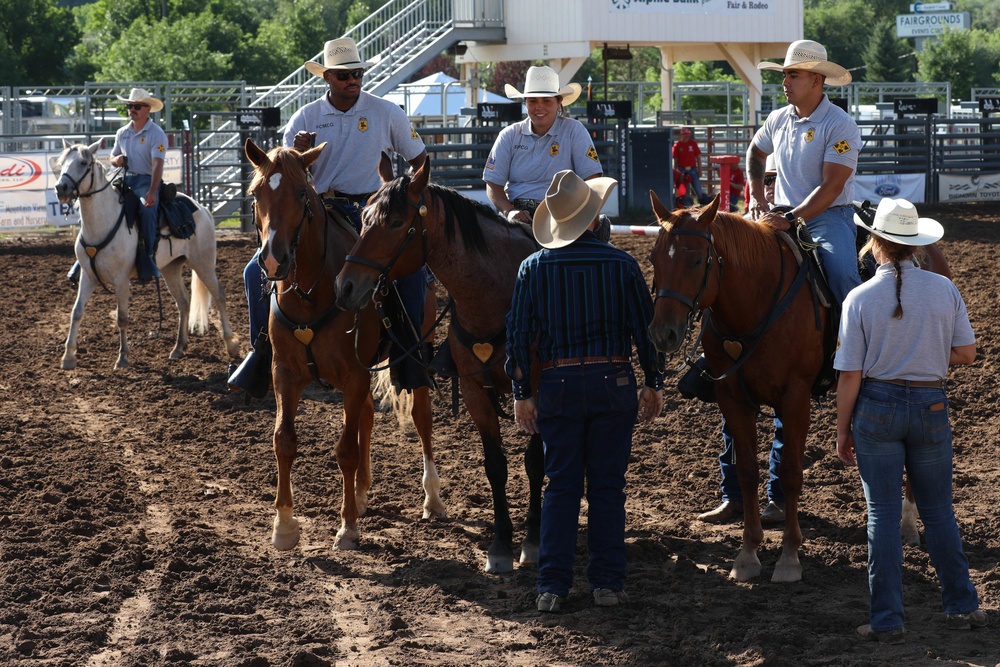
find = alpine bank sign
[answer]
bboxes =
[896,11,970,37]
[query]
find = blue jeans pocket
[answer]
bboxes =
[538,378,565,417]
[854,395,896,440]
[920,401,951,446]
[604,370,637,413]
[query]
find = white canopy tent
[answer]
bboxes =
[385,72,509,119]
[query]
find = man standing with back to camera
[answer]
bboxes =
[228,36,431,401]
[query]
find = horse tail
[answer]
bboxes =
[372,367,413,431]
[189,269,212,335]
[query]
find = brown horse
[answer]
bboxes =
[244,138,442,553]
[648,193,824,582]
[334,156,545,574]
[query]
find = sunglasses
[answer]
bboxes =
[125,103,148,111]
[763,174,776,186]
[333,68,365,82]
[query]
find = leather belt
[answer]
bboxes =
[542,356,630,370]
[870,378,944,388]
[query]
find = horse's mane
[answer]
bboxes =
[669,207,779,272]
[247,146,311,195]
[366,176,533,255]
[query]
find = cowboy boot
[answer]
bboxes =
[227,330,272,399]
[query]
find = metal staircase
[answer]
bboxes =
[196,0,504,223]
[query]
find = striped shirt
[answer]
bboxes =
[505,232,664,399]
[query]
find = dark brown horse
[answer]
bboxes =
[648,193,823,582]
[244,138,442,553]
[334,156,544,574]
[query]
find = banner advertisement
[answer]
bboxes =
[854,173,926,204]
[0,149,182,231]
[609,0,775,14]
[937,172,1000,202]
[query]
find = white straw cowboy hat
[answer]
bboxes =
[854,198,943,246]
[758,40,852,87]
[116,88,163,113]
[304,38,374,78]
[504,66,582,107]
[533,170,618,249]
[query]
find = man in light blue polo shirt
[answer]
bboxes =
[483,66,603,225]
[228,37,429,400]
[699,40,862,525]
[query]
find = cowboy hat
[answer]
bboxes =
[504,66,582,107]
[533,171,618,249]
[854,198,943,246]
[116,88,163,113]
[758,40,852,87]
[304,38,374,78]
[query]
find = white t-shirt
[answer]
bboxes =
[834,262,975,381]
[283,91,426,195]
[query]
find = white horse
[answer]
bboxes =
[54,139,241,370]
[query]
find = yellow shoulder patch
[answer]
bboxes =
[586,146,599,162]
[411,127,419,139]
[834,140,851,155]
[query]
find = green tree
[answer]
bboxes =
[0,0,79,85]
[863,17,916,82]
[803,0,876,80]
[917,28,991,101]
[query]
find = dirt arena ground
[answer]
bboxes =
[1,202,998,667]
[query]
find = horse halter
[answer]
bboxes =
[60,151,116,207]
[256,186,328,301]
[344,190,429,285]
[653,227,722,327]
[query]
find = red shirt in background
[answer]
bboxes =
[672,139,701,169]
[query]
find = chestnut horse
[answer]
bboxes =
[244,138,443,553]
[334,156,544,574]
[648,194,954,581]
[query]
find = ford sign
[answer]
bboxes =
[874,183,902,197]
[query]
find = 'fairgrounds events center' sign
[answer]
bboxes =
[0,149,182,231]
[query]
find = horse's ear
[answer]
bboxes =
[245,137,267,169]
[650,189,670,222]
[377,152,394,184]
[87,138,103,155]
[62,138,69,150]
[696,194,721,223]
[410,155,430,193]
[301,142,327,170]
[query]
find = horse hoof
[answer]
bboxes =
[168,348,184,360]
[61,358,77,370]
[272,527,300,551]
[422,502,447,520]
[519,543,539,565]
[771,566,803,583]
[335,528,360,551]
[114,359,129,370]
[485,554,514,574]
[730,553,762,581]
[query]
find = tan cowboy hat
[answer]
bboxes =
[116,88,163,113]
[504,66,582,107]
[758,40,852,87]
[854,198,943,246]
[304,37,374,78]
[533,171,618,249]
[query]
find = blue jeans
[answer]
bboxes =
[677,167,704,199]
[719,417,784,504]
[853,380,979,632]
[536,362,637,597]
[806,205,862,304]
[125,174,159,276]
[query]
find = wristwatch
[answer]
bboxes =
[784,212,806,228]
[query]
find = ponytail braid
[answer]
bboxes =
[891,258,904,319]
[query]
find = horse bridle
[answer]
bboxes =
[652,227,722,334]
[257,191,332,303]
[343,191,429,280]
[61,151,117,206]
